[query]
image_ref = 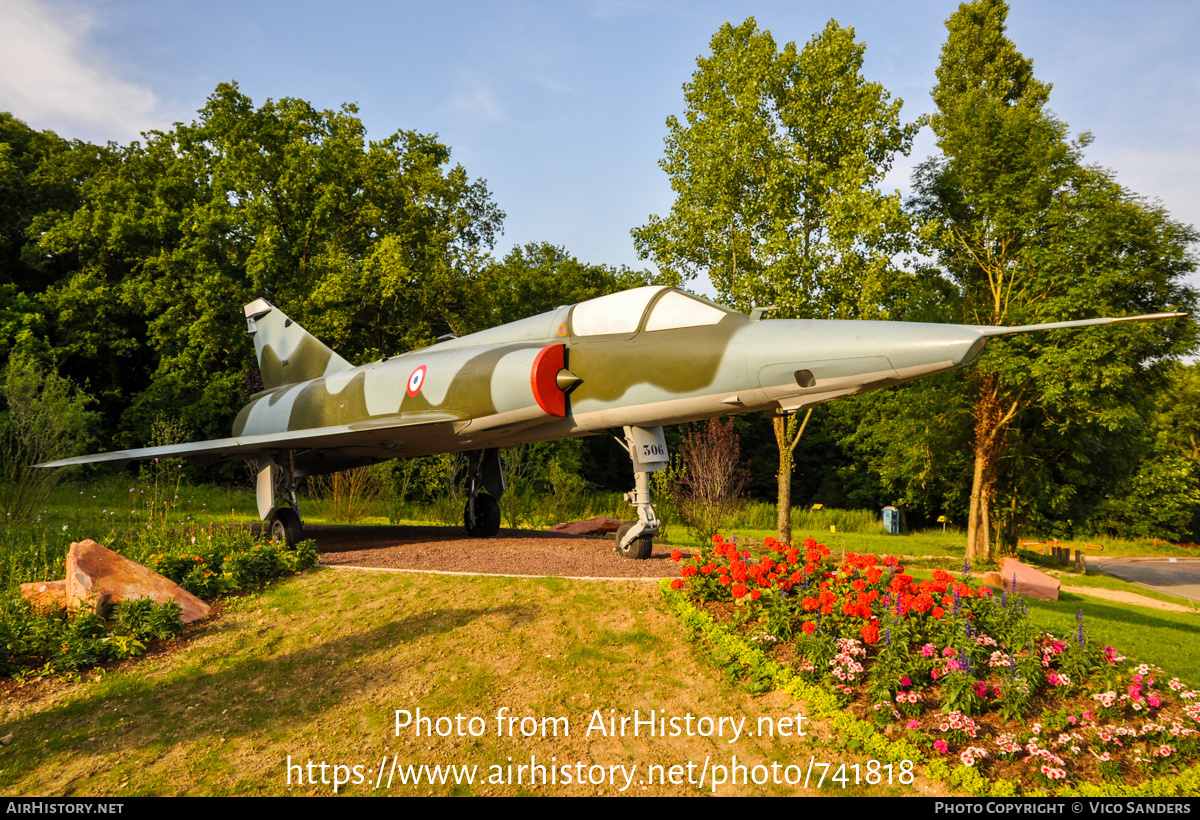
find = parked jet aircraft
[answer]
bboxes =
[39,286,1184,557]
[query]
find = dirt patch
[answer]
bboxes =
[310,524,692,579]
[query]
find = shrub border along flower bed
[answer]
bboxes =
[660,579,1200,798]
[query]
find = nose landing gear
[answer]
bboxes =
[613,425,668,559]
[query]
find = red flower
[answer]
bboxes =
[931,606,945,619]
[670,578,684,590]
[732,583,749,599]
[750,589,762,600]
[802,621,816,635]
[670,549,682,562]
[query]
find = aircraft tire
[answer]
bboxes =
[268,507,303,547]
[464,494,501,538]
[615,523,653,560]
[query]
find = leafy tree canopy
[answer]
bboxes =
[908,0,1198,556]
[632,17,923,320]
[28,82,505,445]
[477,241,657,328]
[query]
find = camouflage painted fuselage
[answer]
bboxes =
[42,285,1173,478]
[227,286,991,477]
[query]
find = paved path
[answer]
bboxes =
[1089,557,1200,604]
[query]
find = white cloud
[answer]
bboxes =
[0,0,161,142]
[446,77,506,122]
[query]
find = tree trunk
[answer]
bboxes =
[775,415,792,545]
[965,373,1014,565]
[773,409,813,545]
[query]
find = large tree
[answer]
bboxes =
[632,18,922,544]
[916,0,1197,561]
[31,83,504,445]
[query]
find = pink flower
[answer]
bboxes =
[907,720,920,730]
[934,740,949,754]
[1148,695,1162,708]
[900,676,912,687]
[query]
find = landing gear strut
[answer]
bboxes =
[257,450,304,547]
[613,426,668,559]
[463,448,504,538]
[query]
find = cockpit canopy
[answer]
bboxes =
[569,286,733,337]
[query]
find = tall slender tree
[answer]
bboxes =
[916,0,1197,561]
[633,18,922,544]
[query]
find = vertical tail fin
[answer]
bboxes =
[243,298,354,391]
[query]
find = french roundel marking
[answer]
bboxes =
[406,365,427,397]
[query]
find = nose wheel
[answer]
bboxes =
[615,522,653,559]
[612,426,667,560]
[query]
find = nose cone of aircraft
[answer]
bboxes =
[881,322,990,380]
[746,318,988,379]
[740,318,990,411]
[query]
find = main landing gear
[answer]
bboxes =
[257,450,304,546]
[463,447,504,538]
[613,425,668,560]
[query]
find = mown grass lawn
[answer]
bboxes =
[0,568,925,797]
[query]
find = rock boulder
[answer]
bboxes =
[64,540,211,623]
[19,579,66,613]
[548,517,625,536]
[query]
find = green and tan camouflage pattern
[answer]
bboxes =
[41,288,1184,490]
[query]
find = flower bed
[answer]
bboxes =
[666,534,1200,795]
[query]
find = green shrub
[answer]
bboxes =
[180,565,226,599]
[112,597,184,641]
[280,539,319,573]
[53,610,115,672]
[0,352,95,523]
[222,544,283,588]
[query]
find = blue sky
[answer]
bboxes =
[2,0,1198,292]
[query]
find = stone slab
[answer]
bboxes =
[998,557,1060,601]
[20,579,67,613]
